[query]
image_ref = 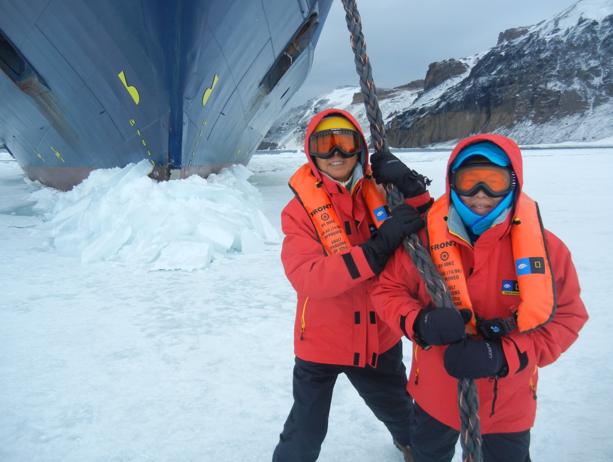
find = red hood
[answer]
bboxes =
[304,108,369,181]
[445,134,524,207]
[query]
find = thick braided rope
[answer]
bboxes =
[458,379,483,462]
[342,1,388,153]
[340,2,482,460]
[388,189,483,462]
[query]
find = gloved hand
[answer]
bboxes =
[443,337,508,379]
[412,307,472,347]
[360,203,424,275]
[371,150,430,198]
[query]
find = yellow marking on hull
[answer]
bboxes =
[118,71,140,105]
[202,74,219,107]
[33,149,46,162]
[50,146,65,162]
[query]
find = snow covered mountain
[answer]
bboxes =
[258,81,424,151]
[260,0,613,149]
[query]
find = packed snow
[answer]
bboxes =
[1,147,612,461]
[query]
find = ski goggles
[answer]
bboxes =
[308,129,363,159]
[450,163,516,197]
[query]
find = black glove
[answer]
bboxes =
[443,337,508,379]
[360,203,424,275]
[412,307,472,347]
[371,151,430,198]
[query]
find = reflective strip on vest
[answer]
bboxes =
[425,194,556,334]
[289,164,387,256]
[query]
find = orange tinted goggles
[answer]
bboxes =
[309,129,363,159]
[451,164,515,197]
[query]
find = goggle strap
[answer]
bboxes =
[311,146,359,159]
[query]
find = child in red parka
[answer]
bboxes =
[272,109,432,462]
[372,134,588,462]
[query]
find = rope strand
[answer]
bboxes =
[340,1,482,460]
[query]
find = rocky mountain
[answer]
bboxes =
[257,82,423,151]
[260,0,613,150]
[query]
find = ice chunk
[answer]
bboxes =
[32,160,280,271]
[239,228,265,254]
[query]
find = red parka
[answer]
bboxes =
[372,134,588,433]
[281,108,431,367]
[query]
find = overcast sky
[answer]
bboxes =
[288,0,577,108]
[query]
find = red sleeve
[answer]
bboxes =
[404,190,433,214]
[372,181,432,214]
[371,246,430,339]
[280,199,377,299]
[502,230,588,375]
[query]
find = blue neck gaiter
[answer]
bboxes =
[451,190,514,237]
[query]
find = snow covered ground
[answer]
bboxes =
[1,147,612,461]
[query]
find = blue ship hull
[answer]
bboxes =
[0,0,332,190]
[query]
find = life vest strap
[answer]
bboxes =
[475,312,518,340]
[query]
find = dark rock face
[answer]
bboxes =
[497,26,532,45]
[257,141,278,150]
[386,7,613,147]
[423,59,468,91]
[352,79,423,104]
[352,88,395,105]
[397,79,425,91]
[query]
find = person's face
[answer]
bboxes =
[458,190,504,215]
[314,151,357,182]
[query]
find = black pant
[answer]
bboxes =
[410,401,531,462]
[272,341,412,462]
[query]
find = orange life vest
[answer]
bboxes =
[426,194,556,334]
[289,163,388,256]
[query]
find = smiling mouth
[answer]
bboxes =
[471,204,492,214]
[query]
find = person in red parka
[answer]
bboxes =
[371,134,588,462]
[272,109,432,462]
